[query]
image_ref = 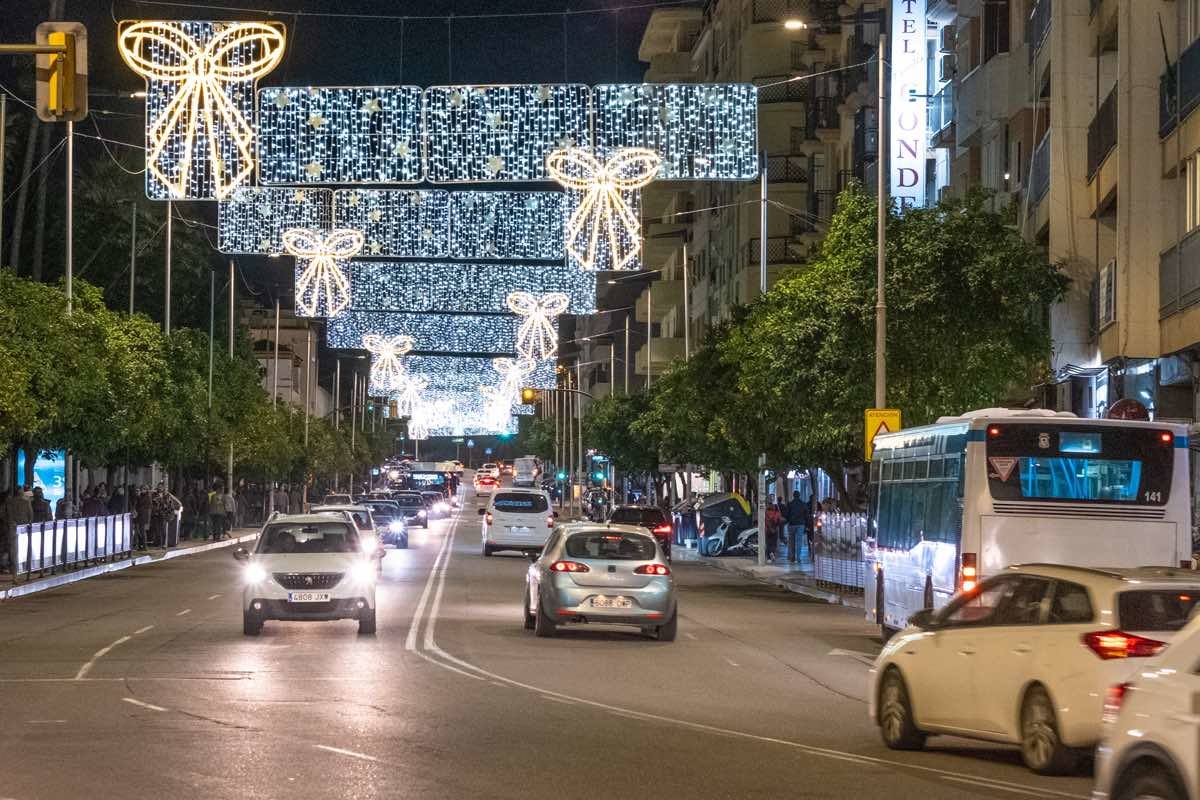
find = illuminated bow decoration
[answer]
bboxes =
[392,373,428,418]
[118,21,286,199]
[283,228,363,318]
[546,147,661,270]
[363,334,415,393]
[506,291,569,361]
[407,408,430,441]
[492,357,536,393]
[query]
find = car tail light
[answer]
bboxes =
[550,561,590,573]
[960,552,977,592]
[652,524,671,536]
[1103,682,1133,723]
[635,564,670,576]
[485,512,493,525]
[546,516,555,528]
[1082,630,1167,660]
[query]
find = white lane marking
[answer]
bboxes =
[939,775,1056,797]
[404,516,455,651]
[684,632,697,640]
[26,719,67,724]
[723,657,740,667]
[175,609,191,617]
[541,695,576,705]
[207,594,221,600]
[122,697,167,712]
[133,625,155,635]
[313,744,379,762]
[74,635,132,680]
[422,511,460,651]
[828,648,878,666]
[415,523,1088,800]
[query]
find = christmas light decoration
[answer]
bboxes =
[217,187,331,254]
[546,147,661,271]
[565,190,642,272]
[363,334,415,394]
[257,86,423,184]
[507,291,569,360]
[347,261,596,314]
[592,84,759,179]
[424,84,590,182]
[396,356,554,391]
[118,20,286,200]
[333,189,449,259]
[284,227,364,318]
[326,311,535,355]
[393,372,428,417]
[448,191,565,260]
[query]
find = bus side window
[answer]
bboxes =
[893,481,915,549]
[928,457,944,479]
[924,482,944,542]
[909,484,927,543]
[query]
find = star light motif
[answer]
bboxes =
[361,97,381,114]
[307,113,327,129]
[291,189,306,203]
[486,155,505,176]
[536,85,552,102]
[485,111,505,129]
[304,161,322,177]
[546,147,662,270]
[256,202,272,216]
[392,141,412,158]
[506,291,570,361]
[421,227,434,241]
[393,373,428,418]
[348,193,361,207]
[368,209,383,223]
[449,90,464,108]
[284,227,363,318]
[273,91,290,109]
[555,135,576,149]
[368,240,383,255]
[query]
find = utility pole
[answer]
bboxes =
[875,33,888,409]
[334,359,341,491]
[646,289,652,389]
[65,119,73,313]
[304,327,312,447]
[576,361,583,515]
[271,296,281,408]
[128,202,136,315]
[0,93,5,257]
[206,268,214,492]
[624,317,630,395]
[164,202,171,334]
[757,150,768,567]
[227,259,234,497]
[682,241,690,361]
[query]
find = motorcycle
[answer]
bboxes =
[701,515,759,557]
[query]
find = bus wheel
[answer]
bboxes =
[880,624,897,643]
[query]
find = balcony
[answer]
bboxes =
[852,106,877,174]
[635,279,684,322]
[1087,84,1117,180]
[1028,132,1050,208]
[1026,0,1051,62]
[1160,37,1200,137]
[757,76,807,104]
[928,86,955,143]
[955,52,1011,146]
[636,337,686,376]
[765,154,809,183]
[746,237,807,266]
[808,95,840,138]
[808,189,836,222]
[1159,230,1200,319]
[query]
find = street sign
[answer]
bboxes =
[864,408,902,461]
[452,437,464,443]
[484,447,493,455]
[467,439,475,448]
[35,22,88,122]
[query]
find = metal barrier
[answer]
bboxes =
[813,512,867,593]
[12,514,134,580]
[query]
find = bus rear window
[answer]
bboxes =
[1015,458,1141,502]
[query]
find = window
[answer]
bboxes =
[1097,259,1116,327]
[609,507,668,526]
[1047,581,1094,624]
[1016,457,1142,502]
[492,493,550,512]
[565,532,657,560]
[992,578,1051,625]
[256,522,360,554]
[1118,591,1200,632]
[941,577,1016,626]
[1190,0,1200,44]
[983,0,1010,62]
[1188,155,1200,233]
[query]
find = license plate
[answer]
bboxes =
[508,526,530,534]
[288,591,331,603]
[590,596,632,609]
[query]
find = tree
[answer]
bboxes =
[582,394,660,474]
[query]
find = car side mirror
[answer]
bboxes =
[909,608,937,630]
[231,546,249,562]
[477,508,486,516]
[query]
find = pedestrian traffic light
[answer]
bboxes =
[556,471,567,481]
[520,387,540,403]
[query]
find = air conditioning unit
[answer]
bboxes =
[939,25,956,54]
[938,54,956,83]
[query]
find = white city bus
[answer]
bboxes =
[864,408,1192,636]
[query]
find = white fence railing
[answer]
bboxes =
[13,514,134,579]
[813,512,867,592]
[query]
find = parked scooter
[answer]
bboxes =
[701,516,759,557]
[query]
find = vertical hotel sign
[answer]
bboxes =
[891,0,928,208]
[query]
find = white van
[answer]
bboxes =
[513,456,541,487]
[479,489,557,556]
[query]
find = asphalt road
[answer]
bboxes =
[0,481,1093,800]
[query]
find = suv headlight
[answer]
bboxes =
[348,560,376,584]
[417,509,427,517]
[389,520,405,533]
[244,563,268,585]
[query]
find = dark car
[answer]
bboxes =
[391,492,428,528]
[608,505,673,558]
[360,500,408,548]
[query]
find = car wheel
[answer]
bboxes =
[534,593,557,638]
[523,587,536,630]
[878,668,926,751]
[1020,685,1076,775]
[358,608,377,636]
[242,609,262,636]
[1116,764,1185,800]
[656,610,678,642]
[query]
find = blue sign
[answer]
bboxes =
[484,447,493,455]
[467,439,475,448]
[16,449,65,507]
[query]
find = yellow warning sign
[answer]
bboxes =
[864,408,902,461]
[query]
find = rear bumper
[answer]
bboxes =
[544,580,675,624]
[247,597,372,621]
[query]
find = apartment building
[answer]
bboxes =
[244,307,335,419]
[927,0,1198,420]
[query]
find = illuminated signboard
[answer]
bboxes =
[890,0,928,208]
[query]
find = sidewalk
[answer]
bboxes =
[674,546,865,609]
[1,528,259,601]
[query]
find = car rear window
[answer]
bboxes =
[394,496,423,507]
[493,493,548,512]
[1118,591,1200,631]
[610,507,667,526]
[257,523,359,553]
[565,532,657,560]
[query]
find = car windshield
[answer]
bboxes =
[493,493,549,513]
[256,522,360,554]
[1118,590,1200,631]
[610,507,667,526]
[564,532,657,560]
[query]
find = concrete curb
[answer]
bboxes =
[682,552,865,609]
[2,532,258,601]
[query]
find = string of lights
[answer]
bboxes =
[326,311,543,355]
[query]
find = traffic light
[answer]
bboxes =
[556,471,567,481]
[593,471,605,482]
[520,387,540,403]
[35,22,88,122]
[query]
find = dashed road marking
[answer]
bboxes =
[176,609,191,617]
[122,697,166,712]
[207,594,221,600]
[723,657,740,667]
[133,625,155,635]
[26,720,67,724]
[313,745,379,762]
[75,635,132,680]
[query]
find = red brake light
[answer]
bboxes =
[652,524,671,535]
[1160,431,1174,444]
[987,425,1002,437]
[635,564,670,576]
[550,561,590,573]
[1083,630,1167,660]
[546,516,555,528]
[485,512,493,524]
[1103,682,1132,723]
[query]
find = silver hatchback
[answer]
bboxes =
[523,523,677,641]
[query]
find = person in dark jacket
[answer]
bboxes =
[107,486,128,515]
[30,487,52,522]
[786,492,808,561]
[79,489,106,518]
[135,487,153,550]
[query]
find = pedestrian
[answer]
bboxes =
[289,483,303,517]
[135,487,153,550]
[765,499,783,563]
[107,486,128,516]
[222,486,237,538]
[80,488,106,518]
[786,491,807,562]
[55,491,75,520]
[273,484,290,515]
[5,488,33,572]
[30,487,52,523]
[206,482,226,542]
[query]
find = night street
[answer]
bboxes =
[0,484,1091,800]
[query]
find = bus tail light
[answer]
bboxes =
[960,552,978,592]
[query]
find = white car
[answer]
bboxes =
[479,462,501,480]
[310,504,379,551]
[1094,609,1200,800]
[233,514,382,636]
[869,564,1200,774]
[479,488,557,556]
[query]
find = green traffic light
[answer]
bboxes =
[556,471,567,480]
[593,472,605,481]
